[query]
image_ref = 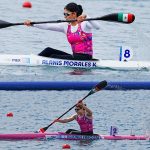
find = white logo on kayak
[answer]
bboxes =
[12,59,21,62]
[11,58,30,63]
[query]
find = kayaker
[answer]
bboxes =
[54,100,93,135]
[24,2,100,60]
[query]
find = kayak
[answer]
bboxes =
[0,132,148,141]
[0,54,150,70]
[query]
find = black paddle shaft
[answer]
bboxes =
[0,13,135,29]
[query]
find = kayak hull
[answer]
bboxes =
[0,54,149,70]
[0,132,147,141]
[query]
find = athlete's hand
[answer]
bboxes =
[76,100,83,107]
[77,14,87,23]
[24,20,32,26]
[78,100,83,103]
[54,119,59,123]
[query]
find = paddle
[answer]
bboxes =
[38,80,107,133]
[0,13,135,29]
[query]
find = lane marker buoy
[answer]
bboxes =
[22,1,32,8]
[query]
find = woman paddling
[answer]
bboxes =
[54,100,93,135]
[24,2,100,60]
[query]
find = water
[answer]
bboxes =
[0,0,150,149]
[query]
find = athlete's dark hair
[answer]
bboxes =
[64,2,83,17]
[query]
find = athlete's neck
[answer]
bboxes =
[77,111,85,116]
[70,21,78,26]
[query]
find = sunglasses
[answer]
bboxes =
[75,108,81,112]
[64,12,72,17]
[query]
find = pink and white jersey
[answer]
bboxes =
[67,24,93,55]
[76,114,93,133]
[33,17,100,55]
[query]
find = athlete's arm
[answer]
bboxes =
[33,22,68,33]
[81,15,100,32]
[54,114,76,123]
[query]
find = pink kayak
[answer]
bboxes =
[0,132,148,141]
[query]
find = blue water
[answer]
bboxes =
[0,0,150,149]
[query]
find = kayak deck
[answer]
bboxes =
[0,132,148,141]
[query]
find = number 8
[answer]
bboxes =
[124,49,130,58]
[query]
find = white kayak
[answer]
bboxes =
[0,54,150,70]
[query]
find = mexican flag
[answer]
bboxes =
[118,13,134,23]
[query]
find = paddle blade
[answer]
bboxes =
[96,13,135,24]
[38,120,55,133]
[0,20,14,29]
[95,80,107,90]
[38,126,48,133]
[39,128,46,133]
[87,80,107,96]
